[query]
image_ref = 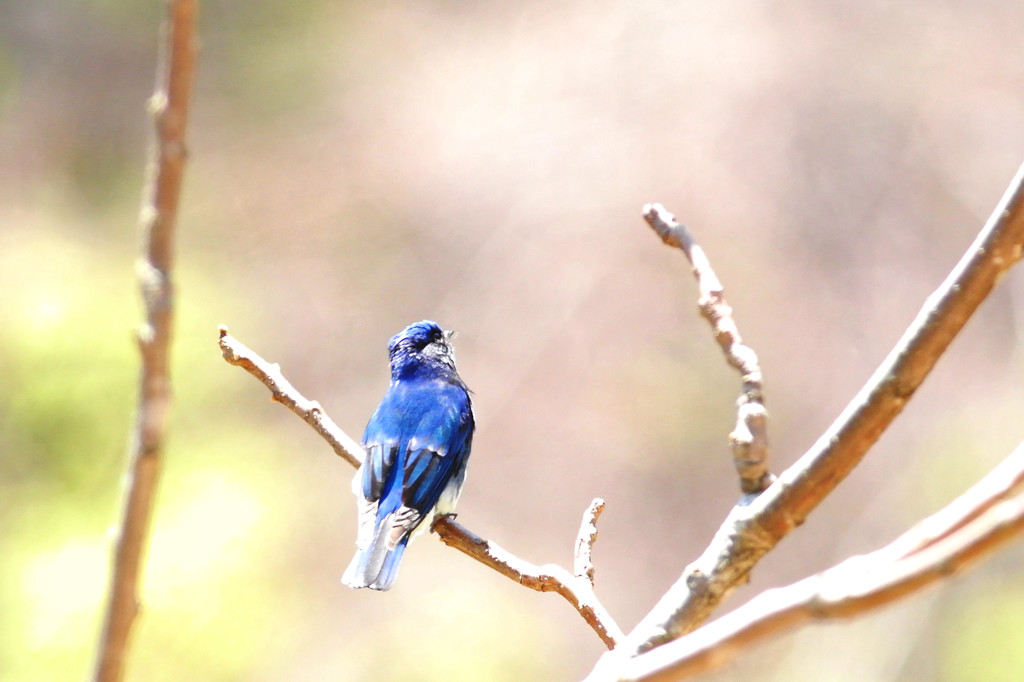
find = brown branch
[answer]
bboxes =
[93,3,197,682]
[435,501,624,649]
[643,203,772,495]
[218,327,363,467]
[602,160,1024,663]
[603,441,1024,681]
[575,498,606,583]
[218,328,623,648]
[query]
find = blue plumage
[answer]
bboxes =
[342,320,475,590]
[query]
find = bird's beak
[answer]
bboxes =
[444,329,457,343]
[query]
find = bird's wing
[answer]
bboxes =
[399,379,474,518]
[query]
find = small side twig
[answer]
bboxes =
[219,328,623,648]
[574,498,606,583]
[643,203,772,496]
[603,441,1024,681]
[92,3,197,682]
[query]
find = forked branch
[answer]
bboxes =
[592,160,1024,673]
[434,499,622,648]
[605,441,1024,681]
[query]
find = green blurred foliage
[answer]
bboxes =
[942,585,1024,682]
[0,228,132,679]
[0,224,293,681]
[0,231,134,491]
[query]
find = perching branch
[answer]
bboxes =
[598,160,1024,666]
[605,440,1024,681]
[217,326,363,467]
[217,327,624,648]
[434,499,623,649]
[93,2,197,682]
[643,203,772,496]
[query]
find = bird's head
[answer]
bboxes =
[388,320,458,377]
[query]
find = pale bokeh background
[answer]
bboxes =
[3,2,1024,680]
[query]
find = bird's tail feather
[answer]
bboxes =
[342,520,409,591]
[370,541,407,590]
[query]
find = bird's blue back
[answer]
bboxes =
[362,375,474,521]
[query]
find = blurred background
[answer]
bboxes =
[2,1,1024,680]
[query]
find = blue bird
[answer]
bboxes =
[342,320,475,590]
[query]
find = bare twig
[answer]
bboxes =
[598,161,1024,665]
[218,328,623,648]
[218,327,363,467]
[93,3,197,681]
[435,502,624,648]
[575,498,606,583]
[603,441,1024,681]
[644,203,772,496]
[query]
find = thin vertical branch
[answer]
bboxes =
[642,204,772,495]
[93,2,198,681]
